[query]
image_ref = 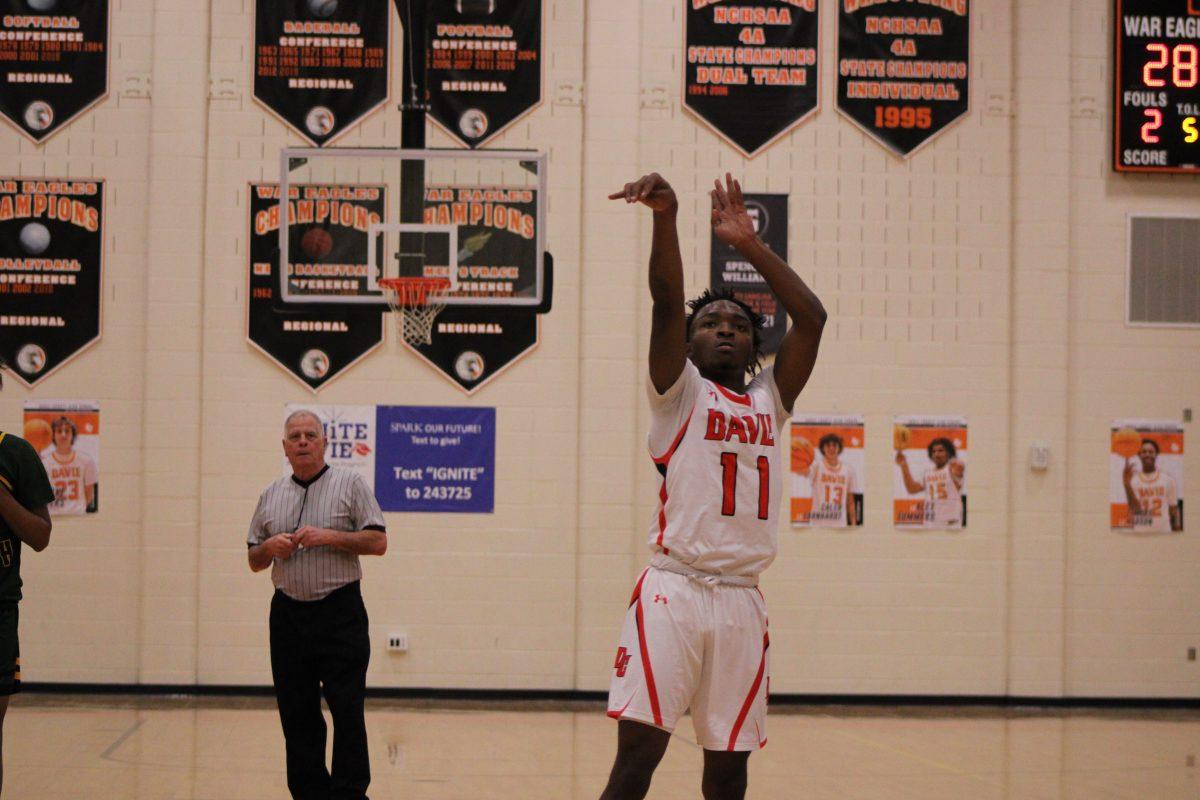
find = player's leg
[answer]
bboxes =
[317,585,371,800]
[0,603,19,794]
[599,719,671,800]
[270,594,331,800]
[0,695,9,792]
[701,749,750,800]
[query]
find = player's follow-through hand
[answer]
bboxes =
[710,172,757,250]
[608,173,678,213]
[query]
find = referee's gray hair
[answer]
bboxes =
[284,409,325,437]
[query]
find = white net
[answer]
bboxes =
[380,278,450,346]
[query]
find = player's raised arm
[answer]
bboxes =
[710,173,826,411]
[609,173,687,393]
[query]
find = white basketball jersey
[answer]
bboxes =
[1131,470,1178,532]
[646,360,787,578]
[810,459,856,527]
[42,449,97,515]
[922,464,962,528]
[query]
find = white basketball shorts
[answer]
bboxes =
[606,567,770,751]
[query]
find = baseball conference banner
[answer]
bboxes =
[791,414,864,529]
[709,192,787,354]
[426,0,542,147]
[24,400,99,516]
[893,415,967,530]
[0,1,109,143]
[837,0,970,157]
[247,183,385,391]
[0,178,103,387]
[684,0,819,157]
[254,0,390,145]
[1110,419,1184,533]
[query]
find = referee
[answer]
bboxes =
[248,409,387,800]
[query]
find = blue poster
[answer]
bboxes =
[375,406,495,513]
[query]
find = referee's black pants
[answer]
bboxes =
[270,581,371,800]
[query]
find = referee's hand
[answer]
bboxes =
[261,533,298,560]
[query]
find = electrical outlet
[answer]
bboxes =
[1185,408,1193,423]
[387,633,408,653]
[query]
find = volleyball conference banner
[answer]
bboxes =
[791,415,864,529]
[426,0,542,148]
[24,400,99,516]
[0,178,103,387]
[837,0,970,157]
[893,415,967,530]
[0,0,109,143]
[709,192,788,355]
[247,183,385,392]
[1110,420,1184,533]
[684,0,819,157]
[254,0,390,146]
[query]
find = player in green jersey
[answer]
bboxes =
[0,358,54,793]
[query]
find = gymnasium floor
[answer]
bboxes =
[7,695,1198,798]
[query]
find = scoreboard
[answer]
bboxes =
[1114,0,1200,174]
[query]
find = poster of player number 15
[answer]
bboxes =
[1110,420,1184,533]
[892,415,968,530]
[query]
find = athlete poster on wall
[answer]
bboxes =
[23,400,99,516]
[837,0,970,157]
[1110,420,1184,533]
[684,0,819,157]
[409,185,541,394]
[247,183,385,392]
[791,414,864,529]
[0,1,109,143]
[425,0,542,147]
[893,415,967,530]
[0,178,103,387]
[709,193,787,355]
[253,0,390,146]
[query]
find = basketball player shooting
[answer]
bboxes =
[600,173,826,800]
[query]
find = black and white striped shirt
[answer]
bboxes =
[247,465,386,601]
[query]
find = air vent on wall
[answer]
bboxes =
[1127,216,1200,327]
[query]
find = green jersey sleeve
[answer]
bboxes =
[0,434,55,509]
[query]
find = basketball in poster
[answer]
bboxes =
[893,415,967,530]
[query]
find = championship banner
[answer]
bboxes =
[0,178,103,387]
[253,0,390,146]
[24,400,99,516]
[0,1,109,143]
[837,0,970,157]
[893,415,967,530]
[283,404,376,490]
[426,0,542,148]
[791,414,864,529]
[248,183,385,392]
[374,405,495,513]
[1111,419,1184,533]
[408,186,540,394]
[684,0,819,157]
[709,192,787,354]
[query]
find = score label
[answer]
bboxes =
[1114,1,1200,173]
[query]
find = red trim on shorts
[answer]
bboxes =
[635,598,663,726]
[726,632,769,750]
[608,696,634,720]
[628,569,648,608]
[651,411,693,466]
[713,383,752,407]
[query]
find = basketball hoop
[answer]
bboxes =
[379,277,451,346]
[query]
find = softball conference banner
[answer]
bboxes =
[0,178,103,387]
[254,0,390,145]
[684,0,819,157]
[1110,420,1184,533]
[247,183,385,392]
[374,406,495,513]
[426,0,542,147]
[709,192,787,354]
[791,414,864,529]
[837,0,970,157]
[0,1,109,143]
[892,415,967,530]
[24,400,99,516]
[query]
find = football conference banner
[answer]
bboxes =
[409,186,540,394]
[426,0,542,147]
[0,1,109,143]
[892,415,967,530]
[709,192,787,355]
[1110,419,1184,533]
[374,406,496,513]
[0,178,103,387]
[247,183,384,392]
[282,404,376,489]
[684,0,819,157]
[24,400,99,516]
[254,0,390,145]
[791,414,864,529]
[837,0,970,157]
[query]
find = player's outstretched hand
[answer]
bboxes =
[894,451,907,466]
[949,459,965,480]
[262,533,297,559]
[1122,460,1135,485]
[608,173,677,213]
[710,172,757,249]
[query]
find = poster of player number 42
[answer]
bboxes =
[1110,420,1183,533]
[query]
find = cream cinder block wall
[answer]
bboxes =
[1,0,1195,698]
